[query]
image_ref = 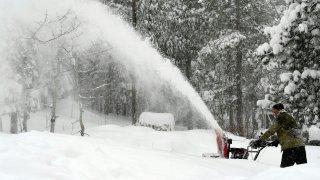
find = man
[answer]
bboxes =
[252,103,307,168]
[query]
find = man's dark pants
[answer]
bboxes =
[281,146,307,168]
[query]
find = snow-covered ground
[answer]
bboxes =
[0,126,320,180]
[0,99,320,180]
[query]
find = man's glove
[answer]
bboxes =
[268,139,279,147]
[250,139,262,149]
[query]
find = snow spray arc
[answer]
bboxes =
[0,0,224,156]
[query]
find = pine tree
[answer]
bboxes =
[196,0,278,135]
[258,0,320,127]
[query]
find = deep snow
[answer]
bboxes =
[1,99,320,180]
[0,126,319,180]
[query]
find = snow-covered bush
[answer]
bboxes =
[308,125,320,141]
[138,112,175,131]
[257,96,274,109]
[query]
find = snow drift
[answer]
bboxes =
[0,127,320,180]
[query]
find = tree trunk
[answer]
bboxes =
[245,102,250,138]
[251,106,257,137]
[235,0,244,136]
[21,84,29,132]
[79,103,85,136]
[22,110,29,132]
[50,90,57,133]
[10,111,18,134]
[132,0,138,28]
[229,104,236,133]
[131,0,138,125]
[261,109,266,129]
[235,68,243,136]
[131,78,137,125]
[266,113,270,128]
[185,59,192,80]
[72,53,87,136]
[123,102,127,116]
[50,49,62,133]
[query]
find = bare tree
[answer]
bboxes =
[70,52,87,136]
[30,10,81,133]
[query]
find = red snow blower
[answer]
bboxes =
[203,132,279,160]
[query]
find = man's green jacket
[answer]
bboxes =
[260,111,305,150]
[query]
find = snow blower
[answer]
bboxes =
[203,137,279,160]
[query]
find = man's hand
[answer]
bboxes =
[249,139,262,149]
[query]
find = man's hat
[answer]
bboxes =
[272,103,284,110]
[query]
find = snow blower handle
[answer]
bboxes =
[249,139,263,149]
[247,139,279,161]
[249,139,279,149]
